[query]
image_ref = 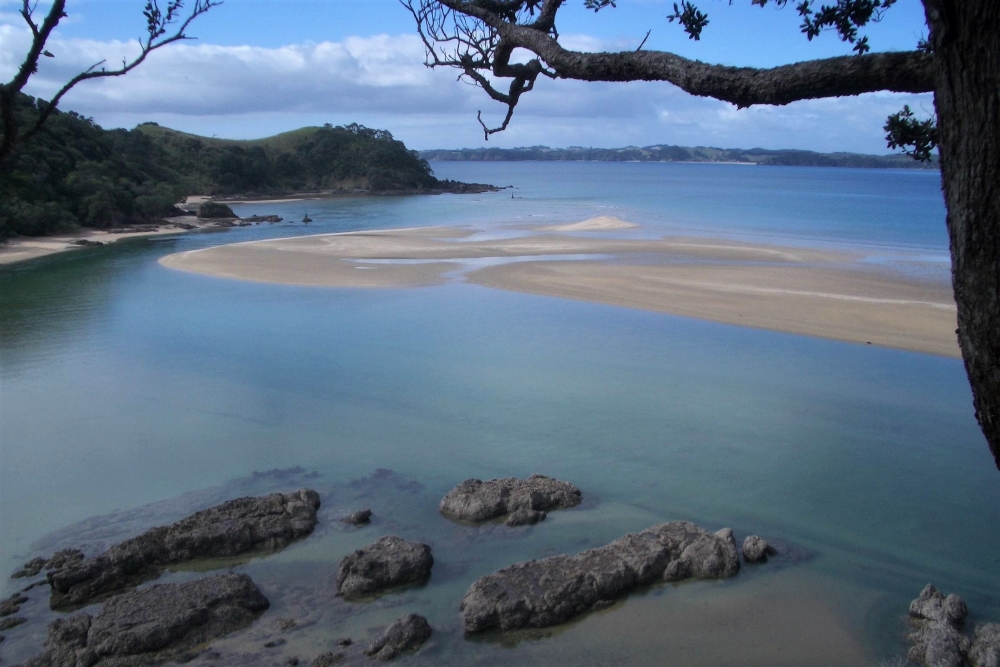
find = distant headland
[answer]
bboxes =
[419,145,937,169]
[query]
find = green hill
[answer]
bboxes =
[0,95,492,240]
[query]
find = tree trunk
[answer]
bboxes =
[925,0,1000,469]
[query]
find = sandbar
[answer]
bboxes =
[538,215,640,232]
[158,222,959,357]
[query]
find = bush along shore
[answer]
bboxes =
[4,474,995,666]
[0,93,499,242]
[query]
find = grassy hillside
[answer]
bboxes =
[0,95,485,240]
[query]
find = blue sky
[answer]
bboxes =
[0,0,935,152]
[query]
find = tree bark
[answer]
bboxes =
[925,0,1000,469]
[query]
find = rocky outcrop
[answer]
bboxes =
[243,215,283,223]
[336,536,433,600]
[742,535,775,562]
[12,550,84,580]
[908,584,971,667]
[365,613,432,661]
[47,489,320,608]
[460,521,738,632]
[25,573,269,667]
[197,202,237,219]
[970,624,1000,667]
[439,474,581,524]
[0,593,27,617]
[342,509,372,526]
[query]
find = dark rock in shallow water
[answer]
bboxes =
[505,508,545,527]
[907,584,970,667]
[365,613,432,661]
[0,593,27,617]
[461,521,739,633]
[25,573,268,667]
[970,624,1000,667]
[741,535,775,563]
[336,535,433,600]
[0,616,27,631]
[311,651,344,667]
[47,489,320,608]
[13,556,48,579]
[439,474,581,524]
[197,202,237,219]
[342,509,372,525]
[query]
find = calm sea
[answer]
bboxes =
[0,162,996,666]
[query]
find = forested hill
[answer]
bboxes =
[0,94,490,240]
[419,145,936,169]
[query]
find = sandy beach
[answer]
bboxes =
[0,217,223,266]
[159,219,959,357]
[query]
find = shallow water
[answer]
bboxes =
[1,163,997,666]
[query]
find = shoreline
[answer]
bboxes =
[158,220,960,358]
[0,216,220,266]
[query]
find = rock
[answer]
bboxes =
[197,202,237,219]
[311,652,344,667]
[278,617,297,631]
[337,638,352,646]
[46,549,85,571]
[970,624,1000,667]
[285,658,300,667]
[907,584,971,667]
[12,556,48,579]
[461,521,739,632]
[505,508,545,526]
[265,638,287,648]
[243,215,283,223]
[365,614,432,661]
[439,474,581,524]
[70,239,104,247]
[742,535,775,563]
[25,573,268,667]
[0,616,27,631]
[336,535,433,600]
[0,593,27,617]
[343,509,372,525]
[910,584,968,626]
[174,222,197,230]
[47,489,320,608]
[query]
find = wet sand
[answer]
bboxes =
[158,223,959,357]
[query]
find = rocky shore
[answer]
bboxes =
[460,521,740,632]
[907,584,1000,667]
[439,474,582,526]
[45,489,320,608]
[25,573,269,667]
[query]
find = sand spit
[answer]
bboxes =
[158,223,959,357]
[539,216,640,232]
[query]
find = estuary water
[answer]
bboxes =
[1,162,997,666]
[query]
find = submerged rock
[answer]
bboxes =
[336,535,433,600]
[439,474,581,524]
[342,509,372,526]
[0,616,27,631]
[0,593,27,617]
[461,521,739,632]
[25,573,269,667]
[907,584,970,667]
[47,489,320,608]
[365,613,432,661]
[741,535,776,563]
[311,651,344,667]
[505,508,545,527]
[970,624,1000,667]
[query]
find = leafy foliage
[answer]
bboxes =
[0,94,441,240]
[667,1,710,40]
[884,105,938,162]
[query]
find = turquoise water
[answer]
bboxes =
[1,163,996,666]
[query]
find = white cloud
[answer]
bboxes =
[0,21,934,153]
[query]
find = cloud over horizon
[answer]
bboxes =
[0,23,934,154]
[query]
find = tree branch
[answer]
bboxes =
[0,0,219,164]
[411,0,935,135]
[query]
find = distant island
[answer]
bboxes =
[419,145,937,169]
[0,94,495,240]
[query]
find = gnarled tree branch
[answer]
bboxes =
[408,0,935,137]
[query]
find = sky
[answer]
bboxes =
[0,0,936,153]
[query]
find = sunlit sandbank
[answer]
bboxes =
[159,221,959,357]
